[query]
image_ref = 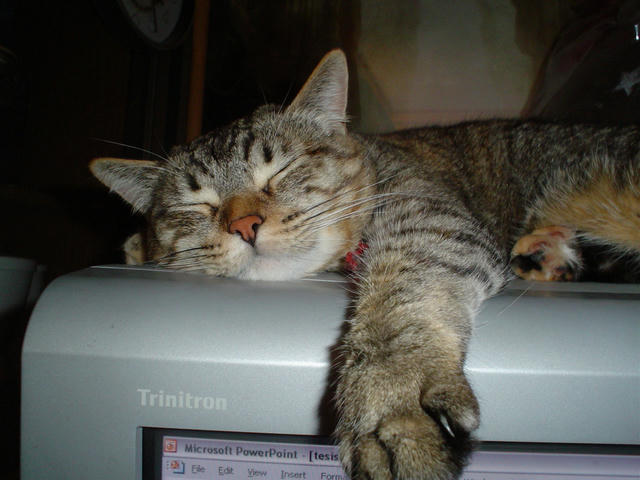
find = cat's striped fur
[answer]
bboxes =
[91,50,640,479]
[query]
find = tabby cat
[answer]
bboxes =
[90,50,640,479]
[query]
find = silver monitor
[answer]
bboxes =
[21,265,640,479]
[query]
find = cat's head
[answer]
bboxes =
[90,50,375,280]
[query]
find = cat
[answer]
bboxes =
[90,50,640,479]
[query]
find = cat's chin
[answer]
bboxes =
[233,230,348,281]
[236,255,314,281]
[236,245,340,281]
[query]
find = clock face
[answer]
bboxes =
[118,0,186,46]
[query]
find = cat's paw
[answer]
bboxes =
[123,233,146,265]
[510,226,582,281]
[336,357,479,480]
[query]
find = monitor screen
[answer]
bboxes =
[143,429,343,480]
[142,428,639,480]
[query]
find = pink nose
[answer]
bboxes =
[228,215,263,246]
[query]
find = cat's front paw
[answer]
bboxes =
[336,356,479,480]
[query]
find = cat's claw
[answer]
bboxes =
[510,226,582,281]
[337,361,478,480]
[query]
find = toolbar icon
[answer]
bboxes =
[164,438,178,453]
[168,460,185,474]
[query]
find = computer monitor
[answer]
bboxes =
[21,266,640,479]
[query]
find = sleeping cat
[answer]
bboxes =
[90,50,640,479]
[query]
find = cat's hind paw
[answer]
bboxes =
[510,226,582,281]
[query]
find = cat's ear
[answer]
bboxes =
[90,157,160,213]
[287,49,348,134]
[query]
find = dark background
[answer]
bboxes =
[0,0,360,282]
[2,0,639,478]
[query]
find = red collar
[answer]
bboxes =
[344,241,368,271]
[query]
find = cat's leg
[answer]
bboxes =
[510,226,582,281]
[514,160,640,281]
[336,202,506,480]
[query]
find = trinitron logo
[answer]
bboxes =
[137,388,227,410]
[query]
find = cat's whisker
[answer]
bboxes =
[159,252,220,267]
[309,197,392,225]
[304,191,402,221]
[294,204,389,245]
[270,96,294,141]
[298,173,401,217]
[148,245,221,267]
[158,253,222,271]
[257,83,269,106]
[301,201,391,234]
[169,264,214,274]
[285,155,383,217]
[496,283,533,316]
[299,192,414,228]
[151,246,210,262]
[279,81,295,114]
[92,138,170,163]
[266,80,297,142]
[290,198,399,241]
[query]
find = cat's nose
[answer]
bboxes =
[228,215,263,246]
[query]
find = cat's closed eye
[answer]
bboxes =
[168,203,219,216]
[201,203,219,215]
[261,182,273,196]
